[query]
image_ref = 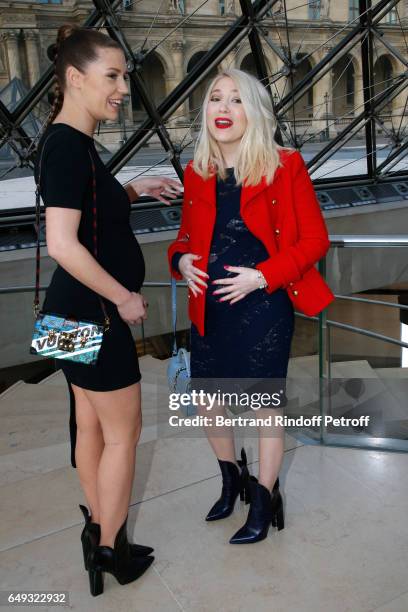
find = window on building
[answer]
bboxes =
[265,1,282,17]
[308,0,321,20]
[220,0,225,16]
[349,0,359,22]
[384,7,397,24]
[251,0,289,18]
[168,0,184,12]
[346,64,355,105]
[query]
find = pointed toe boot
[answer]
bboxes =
[229,476,284,544]
[79,505,154,572]
[86,514,154,596]
[206,447,252,521]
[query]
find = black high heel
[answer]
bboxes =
[237,447,252,504]
[206,447,251,521]
[79,505,154,571]
[87,514,154,596]
[88,563,104,597]
[271,495,285,530]
[79,505,100,572]
[229,476,284,544]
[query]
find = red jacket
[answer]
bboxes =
[168,148,335,336]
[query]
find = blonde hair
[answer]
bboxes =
[192,68,294,186]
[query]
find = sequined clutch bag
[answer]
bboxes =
[30,313,105,365]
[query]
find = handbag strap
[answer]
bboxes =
[34,130,110,331]
[34,131,56,317]
[171,276,178,356]
[88,151,110,330]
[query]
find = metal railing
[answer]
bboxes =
[316,235,408,451]
[329,235,408,247]
[1,235,408,451]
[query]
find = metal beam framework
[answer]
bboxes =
[0,0,407,204]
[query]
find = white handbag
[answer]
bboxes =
[166,277,196,416]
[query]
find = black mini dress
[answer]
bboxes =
[34,123,145,467]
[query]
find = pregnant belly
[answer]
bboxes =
[100,235,145,292]
[43,236,145,319]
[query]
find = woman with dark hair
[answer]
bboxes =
[34,25,182,595]
[168,69,334,545]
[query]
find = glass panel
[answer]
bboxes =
[320,245,408,450]
[0,0,405,216]
[1,0,408,451]
[322,335,408,452]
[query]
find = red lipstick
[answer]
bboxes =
[215,117,233,129]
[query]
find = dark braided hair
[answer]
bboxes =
[46,24,122,126]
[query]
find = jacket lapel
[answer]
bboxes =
[192,149,287,208]
[240,175,269,212]
[195,171,216,207]
[241,159,285,209]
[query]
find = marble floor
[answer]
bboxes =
[1,357,408,612]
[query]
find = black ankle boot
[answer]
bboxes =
[205,447,251,522]
[87,515,154,596]
[229,476,284,544]
[79,505,154,571]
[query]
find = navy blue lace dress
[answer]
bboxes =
[173,167,295,400]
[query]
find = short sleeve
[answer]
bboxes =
[38,130,92,210]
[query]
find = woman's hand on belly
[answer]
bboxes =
[117,291,148,325]
[179,253,209,297]
[212,265,267,304]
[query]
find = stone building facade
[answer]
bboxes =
[0,0,407,146]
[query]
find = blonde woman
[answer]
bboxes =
[168,69,334,544]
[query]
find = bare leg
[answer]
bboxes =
[197,401,238,466]
[72,384,104,523]
[257,408,285,492]
[83,382,142,548]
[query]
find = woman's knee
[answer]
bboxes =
[76,419,104,440]
[103,410,142,447]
